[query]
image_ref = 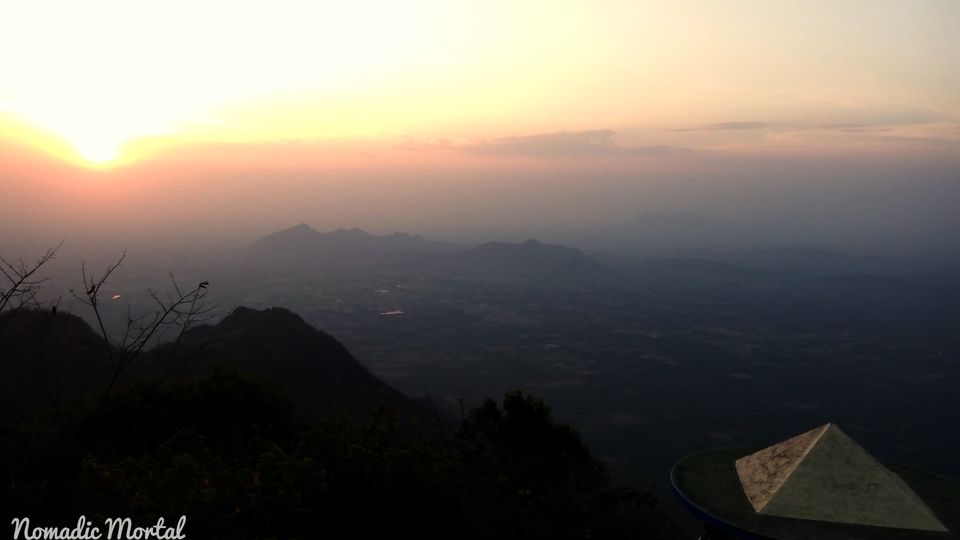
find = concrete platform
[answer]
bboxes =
[672,447,960,540]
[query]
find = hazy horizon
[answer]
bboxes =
[3,141,958,261]
[2,1,959,262]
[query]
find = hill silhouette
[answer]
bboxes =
[244,224,616,283]
[462,239,608,281]
[251,223,455,259]
[0,306,420,420]
[163,306,420,417]
[0,308,110,417]
[0,305,669,539]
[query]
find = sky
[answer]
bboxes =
[1,0,959,254]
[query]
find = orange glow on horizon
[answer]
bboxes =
[0,1,957,168]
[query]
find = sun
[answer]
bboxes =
[0,0,467,168]
[0,0,606,167]
[0,96,186,167]
[0,93,168,167]
[37,122,141,167]
[72,138,122,166]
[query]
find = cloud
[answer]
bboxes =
[847,107,947,127]
[464,129,687,157]
[671,121,774,132]
[392,135,454,151]
[813,109,948,133]
[680,108,950,133]
[818,123,869,132]
[702,122,772,130]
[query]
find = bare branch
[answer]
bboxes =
[0,243,62,332]
[81,262,215,404]
[71,252,127,372]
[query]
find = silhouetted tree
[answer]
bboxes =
[2,249,670,538]
[69,251,214,403]
[453,391,608,539]
[0,244,60,332]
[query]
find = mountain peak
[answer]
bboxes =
[254,223,320,245]
[222,306,306,326]
[281,223,319,236]
[175,306,419,417]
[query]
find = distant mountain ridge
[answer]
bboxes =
[461,239,607,280]
[246,221,922,284]
[253,223,457,256]
[245,224,612,283]
[575,211,777,254]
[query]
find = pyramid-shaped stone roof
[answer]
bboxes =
[735,423,948,532]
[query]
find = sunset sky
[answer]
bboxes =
[3,0,958,165]
[1,1,959,250]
